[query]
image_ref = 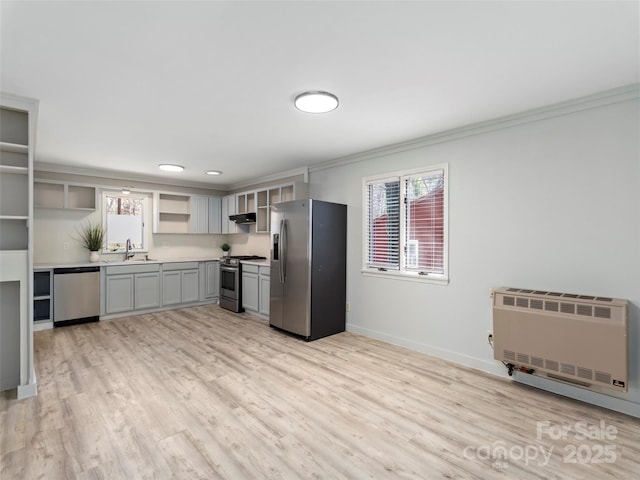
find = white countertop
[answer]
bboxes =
[34,257,223,270]
[240,259,270,266]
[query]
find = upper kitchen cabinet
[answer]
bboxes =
[255,184,295,233]
[153,192,222,234]
[0,92,38,398]
[153,192,191,233]
[221,194,237,234]
[208,196,222,234]
[33,180,96,210]
[190,195,222,234]
[190,195,209,234]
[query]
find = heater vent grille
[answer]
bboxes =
[493,288,628,392]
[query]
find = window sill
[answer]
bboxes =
[361,269,449,286]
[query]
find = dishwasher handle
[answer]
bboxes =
[54,266,100,274]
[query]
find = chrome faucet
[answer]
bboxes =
[124,238,134,261]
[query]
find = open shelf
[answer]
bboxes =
[34,182,64,209]
[67,185,96,209]
[0,172,28,217]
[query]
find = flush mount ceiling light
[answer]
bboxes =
[158,164,184,172]
[294,91,339,114]
[206,170,222,176]
[121,188,131,195]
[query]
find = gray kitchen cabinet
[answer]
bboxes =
[162,262,200,305]
[191,195,222,234]
[241,264,259,312]
[134,272,160,310]
[105,263,160,314]
[221,194,236,234]
[259,266,270,317]
[208,197,222,234]
[105,274,134,314]
[190,196,209,234]
[182,269,199,303]
[162,271,182,305]
[201,261,219,300]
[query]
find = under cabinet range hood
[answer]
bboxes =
[229,212,256,224]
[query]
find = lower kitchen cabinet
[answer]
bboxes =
[104,263,160,314]
[105,274,134,314]
[182,269,199,303]
[201,261,219,300]
[102,261,215,318]
[162,262,199,305]
[259,266,270,316]
[242,263,270,318]
[242,265,259,312]
[134,272,160,310]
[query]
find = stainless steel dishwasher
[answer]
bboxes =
[53,266,100,327]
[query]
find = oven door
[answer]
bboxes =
[220,265,238,299]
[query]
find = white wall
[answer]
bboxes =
[308,94,640,416]
[33,206,228,264]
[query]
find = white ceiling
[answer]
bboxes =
[2,1,638,189]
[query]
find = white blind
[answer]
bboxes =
[404,170,445,273]
[365,177,401,269]
[105,195,144,250]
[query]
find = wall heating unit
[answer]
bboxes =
[493,287,628,392]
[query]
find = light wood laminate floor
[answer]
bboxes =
[2,305,639,479]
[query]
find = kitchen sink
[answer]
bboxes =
[101,258,158,264]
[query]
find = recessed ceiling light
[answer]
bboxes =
[158,164,184,172]
[206,170,222,176]
[294,91,339,114]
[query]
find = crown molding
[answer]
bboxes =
[309,83,640,173]
[228,166,309,191]
[34,161,225,192]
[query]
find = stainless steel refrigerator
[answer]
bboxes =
[270,199,347,341]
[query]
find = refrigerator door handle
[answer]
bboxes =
[280,219,287,284]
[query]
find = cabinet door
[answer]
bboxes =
[135,272,160,310]
[221,194,236,234]
[105,274,134,313]
[190,196,209,234]
[208,197,222,234]
[0,280,20,390]
[259,274,270,316]
[204,262,219,298]
[182,269,200,303]
[242,271,259,312]
[162,271,182,305]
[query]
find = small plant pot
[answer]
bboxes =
[89,251,100,263]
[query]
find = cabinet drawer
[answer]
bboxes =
[259,265,270,276]
[242,264,259,274]
[105,263,160,275]
[162,262,199,271]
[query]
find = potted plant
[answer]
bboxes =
[77,222,105,262]
[221,243,231,257]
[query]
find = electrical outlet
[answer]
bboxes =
[487,332,493,342]
[346,302,351,312]
[63,242,69,250]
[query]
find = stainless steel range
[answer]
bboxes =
[219,255,266,312]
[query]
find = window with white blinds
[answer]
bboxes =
[363,164,448,283]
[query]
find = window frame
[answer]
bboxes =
[362,164,449,285]
[102,190,149,254]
